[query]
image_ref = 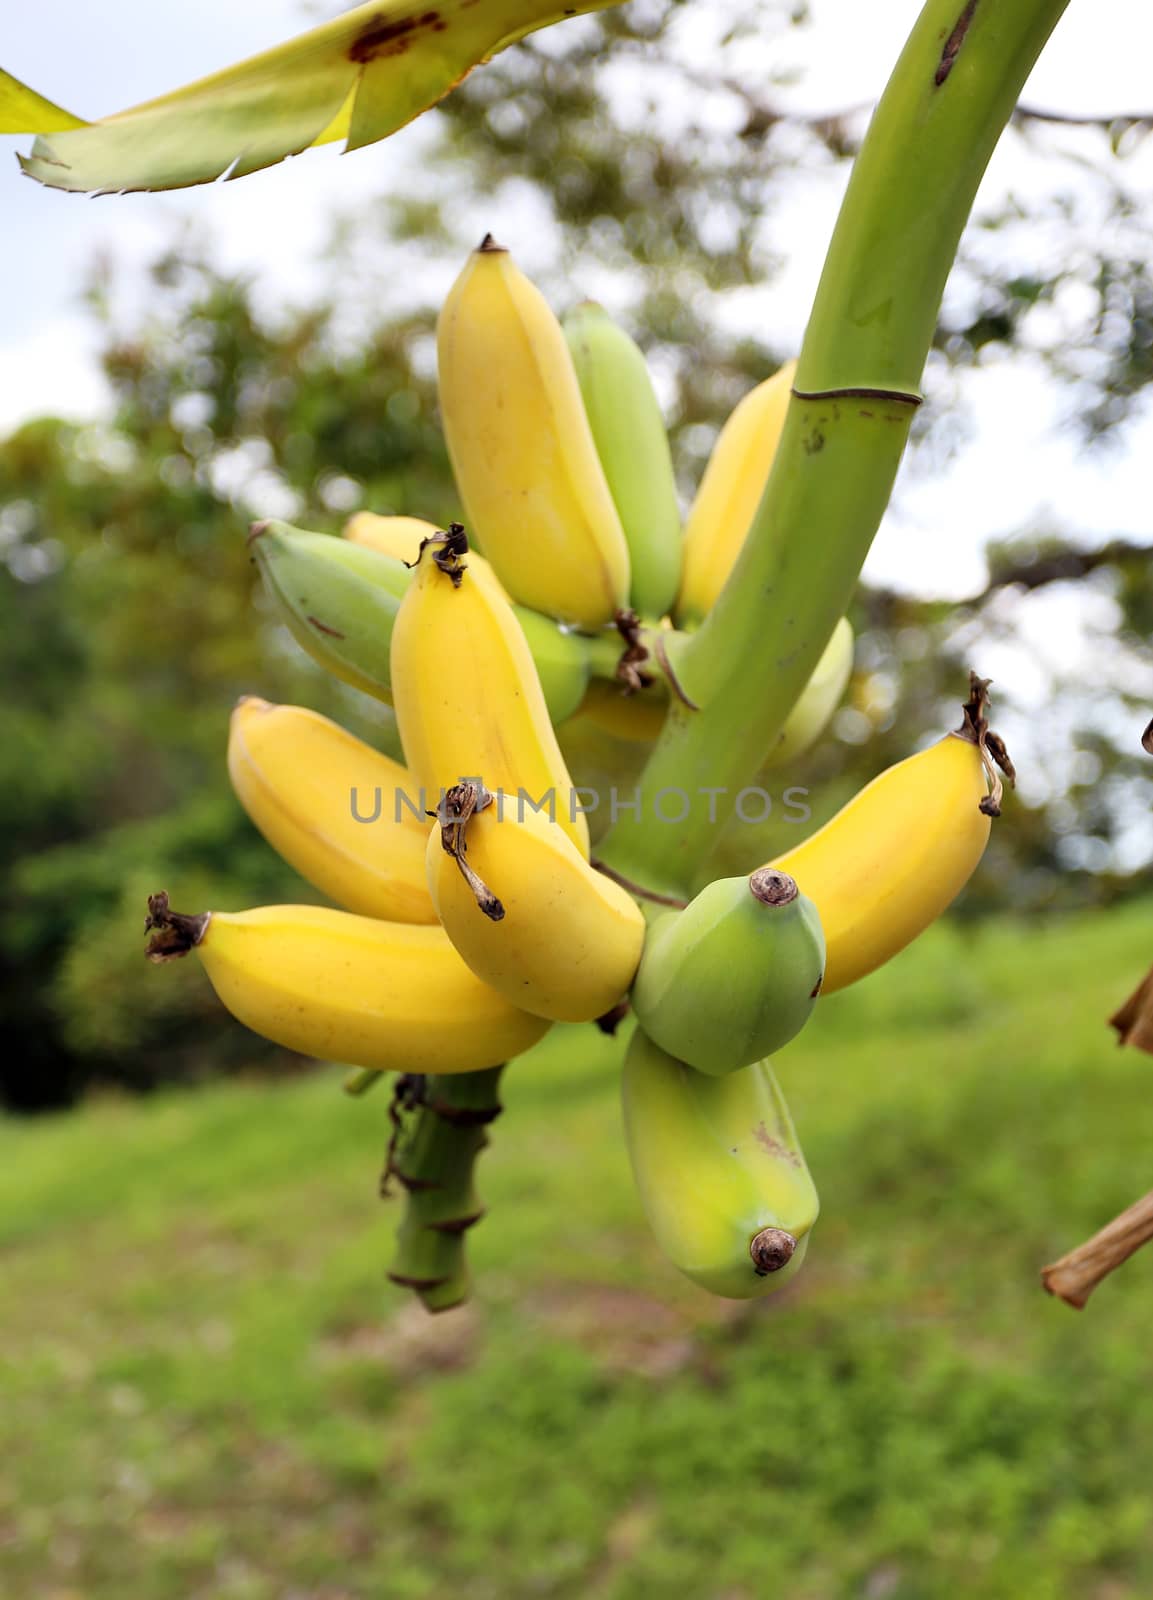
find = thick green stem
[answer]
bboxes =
[597,0,1070,898]
[385,1067,503,1313]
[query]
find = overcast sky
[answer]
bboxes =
[3,0,1153,603]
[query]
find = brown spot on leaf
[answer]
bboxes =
[348,10,443,63]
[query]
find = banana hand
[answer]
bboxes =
[564,301,682,620]
[144,895,550,1074]
[428,784,645,1023]
[770,680,1005,992]
[675,362,796,628]
[390,527,590,855]
[437,237,630,628]
[227,697,436,923]
[631,868,825,1076]
[622,1028,819,1299]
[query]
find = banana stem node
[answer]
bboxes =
[792,386,923,406]
[143,892,210,963]
[653,632,700,711]
[750,1228,798,1275]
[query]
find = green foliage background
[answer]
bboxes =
[2,908,1150,1597]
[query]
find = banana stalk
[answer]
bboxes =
[384,1067,504,1313]
[597,0,1069,898]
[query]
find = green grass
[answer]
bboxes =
[3,902,1153,1599]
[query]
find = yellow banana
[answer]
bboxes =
[346,514,590,724]
[227,697,436,924]
[622,1029,819,1299]
[344,512,441,565]
[770,702,998,993]
[437,237,630,628]
[144,895,551,1073]
[676,361,797,627]
[427,787,645,1023]
[390,528,590,856]
[574,678,668,744]
[762,617,854,771]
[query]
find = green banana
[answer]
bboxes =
[762,617,854,771]
[564,302,682,620]
[631,868,825,1076]
[249,520,408,703]
[622,1029,819,1299]
[511,604,592,723]
[249,520,591,721]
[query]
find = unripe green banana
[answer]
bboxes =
[250,520,591,721]
[762,617,854,771]
[622,1029,819,1299]
[512,605,592,723]
[631,868,825,1076]
[564,302,682,620]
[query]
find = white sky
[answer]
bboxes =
[3,0,1153,601]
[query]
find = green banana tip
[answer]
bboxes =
[750,1228,797,1276]
[748,868,799,908]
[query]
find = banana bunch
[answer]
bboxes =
[145,237,1015,1313]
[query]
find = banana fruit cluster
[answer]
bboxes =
[146,237,1012,1310]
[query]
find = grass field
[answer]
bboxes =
[3,902,1152,1599]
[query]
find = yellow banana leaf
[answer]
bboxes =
[0,68,86,133]
[10,0,620,194]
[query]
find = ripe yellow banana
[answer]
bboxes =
[347,513,591,723]
[762,617,854,771]
[676,361,796,627]
[574,678,668,744]
[622,1028,819,1299]
[144,895,551,1073]
[227,697,436,923]
[770,704,998,993]
[427,786,645,1023]
[437,237,631,628]
[344,512,441,565]
[390,528,590,856]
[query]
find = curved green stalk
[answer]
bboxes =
[598,0,1069,898]
[385,1067,504,1313]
